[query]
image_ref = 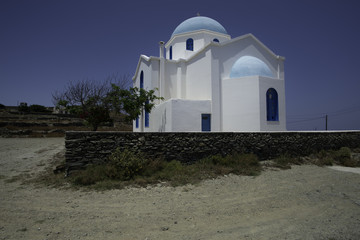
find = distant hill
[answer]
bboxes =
[0,106,132,137]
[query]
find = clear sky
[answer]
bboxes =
[1,0,360,130]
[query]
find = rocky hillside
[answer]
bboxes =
[0,108,132,137]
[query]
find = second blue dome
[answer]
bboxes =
[230,56,273,78]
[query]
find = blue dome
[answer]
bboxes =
[172,16,228,37]
[230,56,273,78]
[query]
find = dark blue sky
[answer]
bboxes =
[1,0,360,130]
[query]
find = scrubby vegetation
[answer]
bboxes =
[316,147,359,167]
[44,146,360,191]
[269,147,360,169]
[70,149,262,190]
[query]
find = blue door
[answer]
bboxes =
[201,114,211,132]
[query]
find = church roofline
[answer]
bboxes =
[132,55,160,81]
[165,29,231,48]
[227,33,285,61]
[182,33,285,63]
[133,33,285,81]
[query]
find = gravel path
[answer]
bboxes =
[0,138,359,240]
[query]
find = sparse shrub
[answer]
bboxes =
[0,103,5,109]
[334,147,351,163]
[334,147,357,167]
[273,154,292,169]
[199,153,261,176]
[155,160,190,185]
[107,148,147,180]
[317,156,334,166]
[73,164,108,185]
[229,153,262,176]
[271,153,304,169]
[315,150,334,166]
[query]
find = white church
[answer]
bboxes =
[132,16,286,132]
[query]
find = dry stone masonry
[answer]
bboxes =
[65,131,360,169]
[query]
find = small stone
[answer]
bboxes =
[161,227,169,231]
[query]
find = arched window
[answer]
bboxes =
[145,100,149,127]
[169,46,173,60]
[266,88,279,121]
[186,38,193,51]
[140,71,144,89]
[213,38,219,43]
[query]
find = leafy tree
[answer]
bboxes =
[106,85,163,122]
[53,74,162,131]
[53,77,121,131]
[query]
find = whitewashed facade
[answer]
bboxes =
[132,16,286,132]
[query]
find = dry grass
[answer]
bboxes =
[67,150,262,190]
[26,146,360,191]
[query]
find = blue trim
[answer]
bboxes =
[136,118,139,128]
[201,114,211,132]
[140,71,144,89]
[145,100,149,127]
[186,38,193,51]
[266,88,279,121]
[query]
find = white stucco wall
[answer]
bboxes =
[140,99,211,132]
[165,31,230,60]
[185,50,212,100]
[171,99,211,132]
[222,76,261,131]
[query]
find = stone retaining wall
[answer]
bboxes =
[65,131,360,168]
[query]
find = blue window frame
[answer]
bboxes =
[186,38,193,51]
[213,38,219,43]
[145,100,149,127]
[201,114,211,132]
[136,118,139,128]
[140,71,144,89]
[169,46,173,60]
[266,88,279,121]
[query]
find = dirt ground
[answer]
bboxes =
[0,138,359,240]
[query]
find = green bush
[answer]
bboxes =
[334,147,351,163]
[335,147,357,167]
[156,160,184,181]
[107,148,147,180]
